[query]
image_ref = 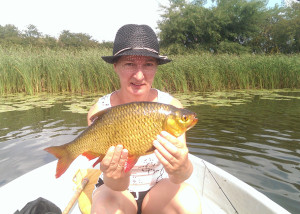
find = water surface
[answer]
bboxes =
[0,91,299,213]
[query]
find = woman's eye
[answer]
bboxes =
[145,63,154,67]
[125,63,134,66]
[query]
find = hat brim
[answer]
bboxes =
[101,49,171,65]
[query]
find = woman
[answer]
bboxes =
[88,24,201,214]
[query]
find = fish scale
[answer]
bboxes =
[44,102,198,178]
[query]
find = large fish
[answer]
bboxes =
[44,102,198,178]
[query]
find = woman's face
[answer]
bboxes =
[114,55,158,97]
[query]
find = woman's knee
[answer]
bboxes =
[175,182,202,213]
[91,185,137,214]
[142,179,201,214]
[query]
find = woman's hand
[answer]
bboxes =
[100,145,131,191]
[153,131,193,184]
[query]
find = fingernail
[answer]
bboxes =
[157,134,163,140]
[153,140,159,147]
[161,131,168,136]
[116,145,123,150]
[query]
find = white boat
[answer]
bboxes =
[0,154,290,214]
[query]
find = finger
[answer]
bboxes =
[100,146,116,171]
[160,131,185,148]
[153,139,176,167]
[109,145,124,169]
[116,149,128,172]
[153,143,172,169]
[157,134,178,151]
[156,134,180,159]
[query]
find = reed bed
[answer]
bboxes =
[0,47,299,95]
[155,53,300,92]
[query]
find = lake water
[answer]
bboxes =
[0,90,299,213]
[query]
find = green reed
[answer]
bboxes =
[0,47,119,95]
[155,53,300,93]
[0,46,299,95]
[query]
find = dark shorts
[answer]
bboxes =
[95,177,150,214]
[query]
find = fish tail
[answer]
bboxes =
[44,145,76,178]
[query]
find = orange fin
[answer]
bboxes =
[44,145,77,178]
[82,151,100,160]
[92,155,104,168]
[124,157,139,173]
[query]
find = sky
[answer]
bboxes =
[0,0,283,42]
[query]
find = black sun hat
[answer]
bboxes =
[102,24,171,65]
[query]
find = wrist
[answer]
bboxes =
[103,174,130,191]
[169,159,193,184]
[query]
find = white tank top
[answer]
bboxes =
[96,89,173,192]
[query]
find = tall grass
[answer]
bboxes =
[0,47,119,95]
[0,46,299,95]
[155,53,300,92]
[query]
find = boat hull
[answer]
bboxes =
[0,154,290,214]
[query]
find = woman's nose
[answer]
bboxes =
[133,69,145,80]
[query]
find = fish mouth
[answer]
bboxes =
[191,117,198,127]
[186,117,198,131]
[190,113,198,128]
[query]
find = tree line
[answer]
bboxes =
[1,0,299,54]
[159,0,300,54]
[0,24,113,49]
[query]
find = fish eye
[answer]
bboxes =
[181,115,188,122]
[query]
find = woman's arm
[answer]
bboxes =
[153,98,193,184]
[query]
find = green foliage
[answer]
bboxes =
[0,24,20,38]
[23,24,42,38]
[158,0,300,54]
[0,1,300,95]
[1,47,299,95]
[217,40,251,54]
[249,4,300,54]
[154,53,300,92]
[159,1,220,50]
[1,0,299,54]
[0,24,102,49]
[0,24,22,47]
[0,47,119,94]
[271,2,300,53]
[213,0,266,44]
[58,30,99,49]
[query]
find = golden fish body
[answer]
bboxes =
[45,102,198,178]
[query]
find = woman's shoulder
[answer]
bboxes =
[156,89,172,104]
[170,97,183,108]
[96,93,112,109]
[87,93,113,125]
[156,89,182,108]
